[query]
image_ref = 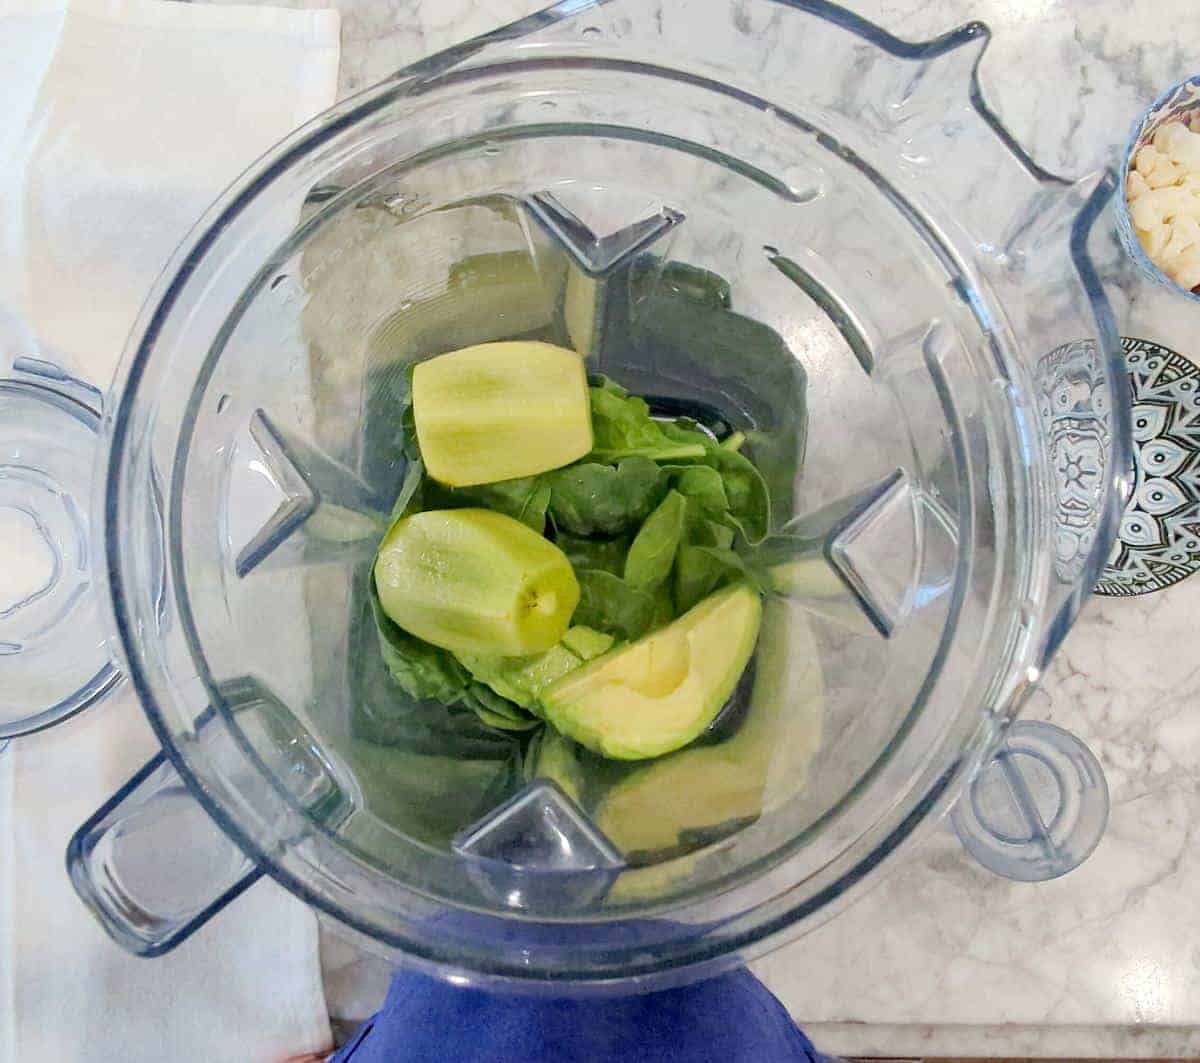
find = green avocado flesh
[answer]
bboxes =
[374,508,580,656]
[540,583,762,760]
[456,626,615,709]
[594,598,824,856]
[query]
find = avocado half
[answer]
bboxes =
[593,597,824,857]
[540,582,762,760]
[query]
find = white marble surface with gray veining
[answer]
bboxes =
[271,0,1200,1055]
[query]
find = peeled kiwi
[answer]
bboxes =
[374,508,580,656]
[412,341,592,487]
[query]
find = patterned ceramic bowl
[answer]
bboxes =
[1096,338,1200,597]
[1115,75,1200,302]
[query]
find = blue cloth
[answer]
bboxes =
[332,968,836,1062]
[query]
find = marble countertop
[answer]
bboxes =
[291,0,1200,1055]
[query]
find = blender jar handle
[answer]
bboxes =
[68,679,354,955]
[67,750,263,956]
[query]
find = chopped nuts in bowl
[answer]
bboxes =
[1117,76,1200,300]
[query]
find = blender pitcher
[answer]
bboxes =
[54,0,1128,982]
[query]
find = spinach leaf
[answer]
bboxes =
[587,379,706,463]
[370,580,534,734]
[370,587,472,704]
[624,489,686,591]
[522,482,554,530]
[708,447,770,544]
[546,457,667,536]
[523,728,585,803]
[351,688,508,755]
[400,400,420,461]
[462,682,534,722]
[388,364,421,462]
[660,418,716,451]
[671,498,739,613]
[663,420,770,544]
[424,475,551,532]
[690,514,736,551]
[360,358,419,494]
[670,465,729,518]
[573,569,656,641]
[353,585,512,758]
[651,583,676,629]
[671,503,777,613]
[462,684,542,731]
[673,544,728,614]
[387,458,427,527]
[555,532,632,577]
[692,545,772,595]
[627,273,806,526]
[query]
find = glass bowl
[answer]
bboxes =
[1115,74,1200,302]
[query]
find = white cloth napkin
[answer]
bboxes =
[0,1,341,1059]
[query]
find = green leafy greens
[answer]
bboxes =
[572,569,657,641]
[623,489,686,591]
[586,378,708,463]
[545,456,666,537]
[424,475,551,532]
[369,366,779,740]
[554,531,632,577]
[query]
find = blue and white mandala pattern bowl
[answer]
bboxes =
[1095,338,1200,596]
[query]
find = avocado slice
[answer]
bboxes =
[594,598,824,859]
[560,625,615,660]
[540,583,762,760]
[456,626,615,709]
